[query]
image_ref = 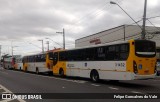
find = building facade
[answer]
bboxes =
[75,25,160,58]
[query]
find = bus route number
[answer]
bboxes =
[67,64,74,68]
[115,63,125,68]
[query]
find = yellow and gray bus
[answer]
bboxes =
[51,39,156,82]
[22,51,54,74]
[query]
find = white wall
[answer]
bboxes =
[75,25,160,48]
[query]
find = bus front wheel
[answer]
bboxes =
[24,67,27,72]
[59,68,64,77]
[90,70,99,82]
[36,68,39,74]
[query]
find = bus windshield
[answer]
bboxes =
[135,40,156,57]
[48,52,53,60]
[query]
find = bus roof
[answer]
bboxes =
[59,39,154,52]
[23,48,63,57]
[60,39,131,52]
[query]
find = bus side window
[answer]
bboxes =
[107,46,116,60]
[85,48,95,61]
[53,52,58,66]
[40,54,46,62]
[115,45,120,60]
[95,47,106,61]
[119,44,129,60]
[59,51,67,61]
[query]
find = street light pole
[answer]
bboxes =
[110,1,142,32]
[56,28,65,49]
[38,40,44,53]
[110,1,148,40]
[141,0,147,39]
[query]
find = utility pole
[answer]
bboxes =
[63,28,65,49]
[12,46,18,57]
[12,46,13,56]
[56,28,65,49]
[124,25,126,41]
[46,41,49,51]
[0,45,1,60]
[38,40,44,53]
[141,0,147,39]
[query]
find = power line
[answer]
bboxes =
[147,15,160,20]
[75,14,160,44]
[76,19,143,44]
[147,19,160,31]
[146,19,160,39]
[65,0,124,32]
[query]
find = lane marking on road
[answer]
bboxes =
[75,80,88,83]
[6,70,88,84]
[0,71,8,75]
[153,80,160,81]
[108,87,119,90]
[0,84,26,102]
[0,85,12,93]
[58,78,88,84]
[131,91,142,94]
[91,84,100,87]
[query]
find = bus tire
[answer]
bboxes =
[36,68,39,74]
[48,71,53,75]
[24,67,27,72]
[90,70,99,82]
[59,68,64,77]
[110,80,119,83]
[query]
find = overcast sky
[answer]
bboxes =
[0,0,160,56]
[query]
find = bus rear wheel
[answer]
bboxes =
[90,70,99,82]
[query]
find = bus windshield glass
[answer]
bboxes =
[135,40,156,57]
[48,52,53,60]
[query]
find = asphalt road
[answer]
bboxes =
[0,67,160,102]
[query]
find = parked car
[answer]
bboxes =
[156,59,160,76]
